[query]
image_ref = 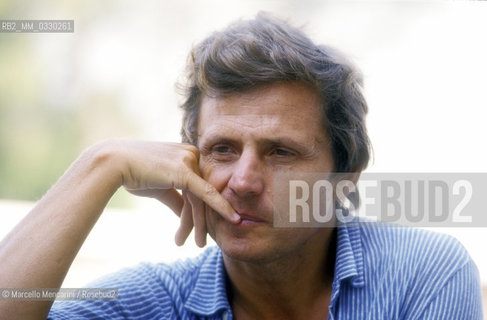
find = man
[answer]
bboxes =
[0,13,483,319]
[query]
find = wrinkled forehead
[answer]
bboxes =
[197,82,328,143]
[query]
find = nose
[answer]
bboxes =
[228,148,265,198]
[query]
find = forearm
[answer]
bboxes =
[0,139,236,319]
[0,143,122,319]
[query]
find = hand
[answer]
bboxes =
[112,140,239,247]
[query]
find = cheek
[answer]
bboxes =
[199,161,232,192]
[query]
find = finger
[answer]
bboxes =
[188,191,207,248]
[124,188,184,217]
[174,192,194,246]
[154,189,184,217]
[177,171,239,223]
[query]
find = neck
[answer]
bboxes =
[223,228,336,319]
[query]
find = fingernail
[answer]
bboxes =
[233,213,241,222]
[175,237,183,247]
[174,232,183,246]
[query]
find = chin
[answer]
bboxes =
[218,237,273,263]
[211,226,295,264]
[207,214,320,264]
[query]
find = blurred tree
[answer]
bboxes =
[0,4,138,207]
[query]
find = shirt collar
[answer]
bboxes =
[184,247,230,317]
[184,218,366,317]
[333,217,365,288]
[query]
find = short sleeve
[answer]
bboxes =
[47,263,174,320]
[415,258,484,320]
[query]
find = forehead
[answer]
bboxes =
[197,82,327,142]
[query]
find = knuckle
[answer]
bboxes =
[204,183,219,199]
[189,145,200,157]
[181,150,198,167]
[182,143,200,155]
[175,168,191,190]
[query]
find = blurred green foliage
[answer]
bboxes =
[0,6,137,207]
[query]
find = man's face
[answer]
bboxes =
[198,81,335,263]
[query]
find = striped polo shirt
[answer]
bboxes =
[48,219,483,319]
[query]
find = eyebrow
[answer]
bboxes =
[198,134,316,154]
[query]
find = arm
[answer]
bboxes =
[0,139,237,320]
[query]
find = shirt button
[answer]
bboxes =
[222,310,228,320]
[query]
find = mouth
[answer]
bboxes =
[235,212,267,227]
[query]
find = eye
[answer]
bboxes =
[271,148,295,157]
[212,145,232,154]
[209,144,236,161]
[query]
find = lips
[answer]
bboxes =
[235,211,268,224]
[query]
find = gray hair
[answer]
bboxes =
[179,12,371,172]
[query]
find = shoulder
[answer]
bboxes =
[357,220,470,275]
[348,219,482,318]
[48,246,222,320]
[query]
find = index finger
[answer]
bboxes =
[183,172,240,223]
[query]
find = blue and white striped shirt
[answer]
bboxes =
[48,220,483,319]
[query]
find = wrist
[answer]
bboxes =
[81,139,126,192]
